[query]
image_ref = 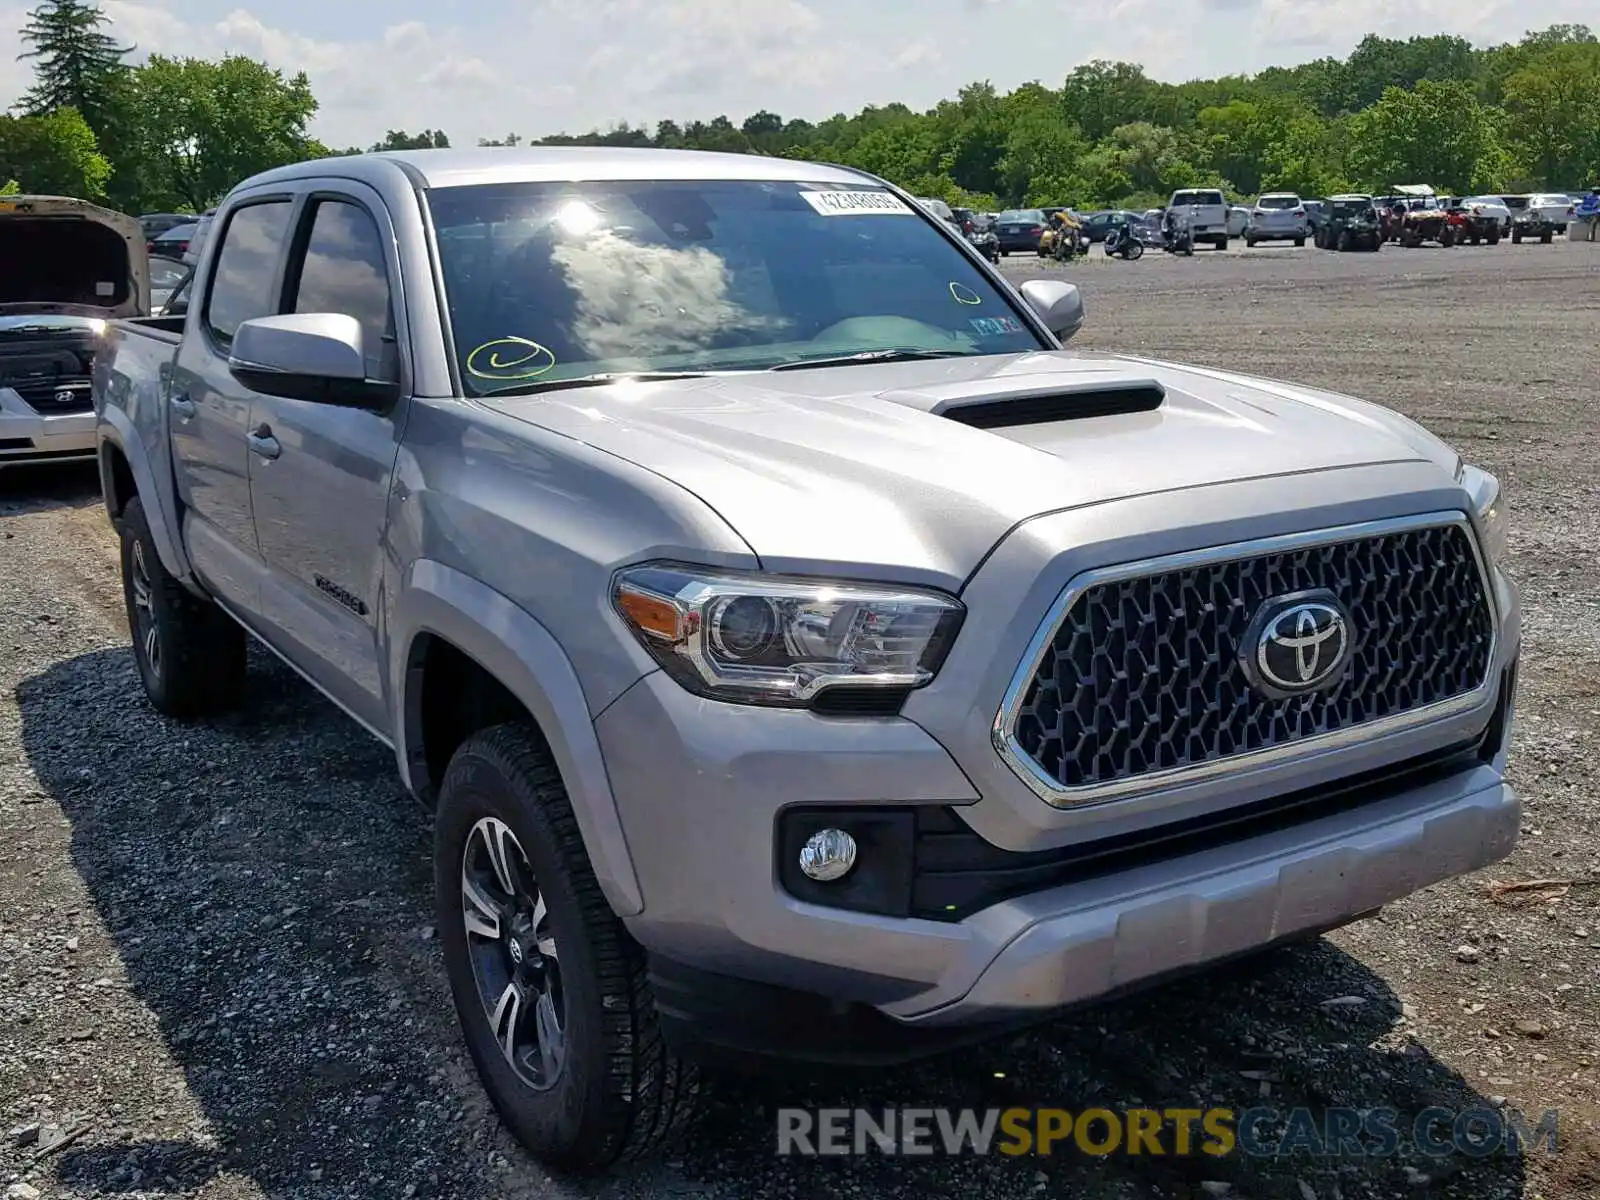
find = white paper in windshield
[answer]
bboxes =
[799,190,914,216]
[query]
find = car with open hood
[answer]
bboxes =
[1,194,147,469]
[95,147,1520,1172]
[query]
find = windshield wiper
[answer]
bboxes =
[477,370,713,398]
[767,348,972,372]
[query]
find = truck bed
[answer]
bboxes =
[93,316,188,576]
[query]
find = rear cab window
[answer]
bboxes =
[204,200,295,344]
[286,198,399,382]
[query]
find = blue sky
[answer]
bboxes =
[2,0,1593,148]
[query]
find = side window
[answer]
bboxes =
[204,201,295,343]
[289,199,396,382]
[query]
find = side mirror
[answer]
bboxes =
[228,313,397,408]
[1019,279,1085,342]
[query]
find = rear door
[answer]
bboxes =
[169,194,296,609]
[246,184,410,729]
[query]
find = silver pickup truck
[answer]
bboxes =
[94,148,1521,1170]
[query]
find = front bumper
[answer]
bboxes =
[0,393,96,467]
[601,472,1522,1057]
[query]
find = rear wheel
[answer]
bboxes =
[1512,228,1523,244]
[1337,229,1351,252]
[1126,240,1144,260]
[118,496,246,719]
[1294,236,1305,247]
[435,726,700,1170]
[1540,229,1553,244]
[1215,236,1229,251]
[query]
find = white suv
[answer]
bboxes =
[1245,193,1309,247]
[1167,188,1230,250]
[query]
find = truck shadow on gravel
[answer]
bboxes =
[19,648,1529,1200]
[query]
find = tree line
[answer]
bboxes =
[4,0,1597,216]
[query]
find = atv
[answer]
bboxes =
[1315,195,1384,251]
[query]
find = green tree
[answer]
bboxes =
[0,106,111,197]
[14,0,132,138]
[1500,41,1600,185]
[1347,80,1504,192]
[126,54,319,210]
[0,178,20,194]
[370,128,450,151]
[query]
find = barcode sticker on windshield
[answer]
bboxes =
[799,190,914,217]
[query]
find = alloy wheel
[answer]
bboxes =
[130,540,161,680]
[461,816,566,1090]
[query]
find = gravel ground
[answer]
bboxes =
[2,241,1598,1200]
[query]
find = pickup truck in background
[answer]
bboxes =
[95,148,1522,1171]
[1,195,148,469]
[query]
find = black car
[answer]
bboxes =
[1314,195,1383,251]
[1079,209,1143,243]
[992,208,1048,256]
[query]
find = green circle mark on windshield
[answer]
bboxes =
[949,282,982,306]
[467,337,556,381]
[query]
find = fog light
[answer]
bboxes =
[798,828,857,882]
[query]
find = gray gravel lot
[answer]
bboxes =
[2,241,1598,1200]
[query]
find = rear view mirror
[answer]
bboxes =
[1019,279,1085,342]
[228,313,397,408]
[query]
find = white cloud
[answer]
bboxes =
[0,0,1594,149]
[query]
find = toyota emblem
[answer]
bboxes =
[1240,590,1353,699]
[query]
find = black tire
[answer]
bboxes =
[1540,230,1553,244]
[1215,236,1229,251]
[1337,230,1351,252]
[118,495,246,718]
[1293,236,1305,247]
[435,725,699,1171]
[1488,232,1500,245]
[1512,229,1522,244]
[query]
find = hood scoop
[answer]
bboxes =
[930,378,1166,430]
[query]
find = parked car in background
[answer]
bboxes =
[1245,193,1308,247]
[94,146,1521,1172]
[1314,195,1383,251]
[139,212,192,251]
[1227,205,1251,238]
[1167,188,1229,249]
[1,194,149,469]
[994,207,1049,255]
[184,209,217,266]
[148,254,190,313]
[150,221,199,260]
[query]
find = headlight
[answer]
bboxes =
[1460,464,1509,570]
[612,563,964,707]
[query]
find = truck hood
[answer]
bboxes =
[0,195,148,320]
[484,350,1461,586]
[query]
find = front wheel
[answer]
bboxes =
[118,496,246,718]
[1126,239,1144,260]
[435,726,700,1170]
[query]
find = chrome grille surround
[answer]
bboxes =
[993,512,1499,809]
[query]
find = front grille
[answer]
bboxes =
[5,375,93,414]
[1004,519,1495,802]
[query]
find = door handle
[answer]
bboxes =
[247,425,281,460]
[170,393,196,420]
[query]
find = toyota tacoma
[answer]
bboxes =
[93,148,1521,1170]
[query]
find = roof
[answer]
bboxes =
[237,146,878,192]
[1329,193,1373,200]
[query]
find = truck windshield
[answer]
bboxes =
[425,180,1045,395]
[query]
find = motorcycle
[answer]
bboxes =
[1050,217,1089,262]
[1161,204,1198,256]
[966,225,1001,263]
[1103,221,1145,260]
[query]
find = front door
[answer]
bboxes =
[246,190,409,731]
[169,197,297,609]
